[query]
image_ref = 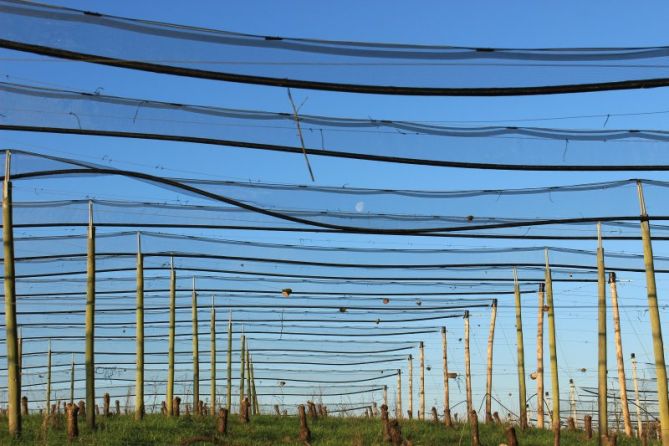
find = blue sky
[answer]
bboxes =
[3,0,669,421]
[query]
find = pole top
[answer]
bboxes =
[597,221,603,250]
[4,150,10,182]
[631,352,636,359]
[608,271,616,283]
[491,298,498,308]
[441,327,446,334]
[408,354,412,360]
[464,310,470,319]
[636,180,648,217]
[419,341,424,348]
[539,282,545,292]
[136,231,142,253]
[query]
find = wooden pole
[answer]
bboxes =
[419,340,425,420]
[245,340,252,415]
[513,267,528,429]
[465,310,473,417]
[597,222,609,441]
[637,180,669,445]
[135,232,144,420]
[383,385,388,407]
[166,258,176,416]
[226,311,232,411]
[486,299,498,422]
[408,354,413,419]
[240,334,246,408]
[442,326,451,425]
[631,353,643,438]
[545,250,561,443]
[70,353,75,405]
[250,356,259,415]
[191,277,200,414]
[609,272,632,437]
[397,369,402,420]
[210,297,216,416]
[569,379,577,420]
[84,200,95,429]
[537,283,546,429]
[3,151,20,436]
[46,340,52,416]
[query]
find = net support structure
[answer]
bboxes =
[419,341,425,420]
[396,369,402,419]
[631,353,643,437]
[537,283,545,429]
[609,272,633,437]
[408,354,413,419]
[485,299,497,422]
[166,258,176,416]
[210,298,216,416]
[464,311,473,417]
[226,311,232,411]
[513,267,528,429]
[239,334,246,408]
[191,278,200,413]
[545,250,561,443]
[135,232,144,420]
[3,151,20,436]
[442,326,451,425]
[85,200,95,428]
[45,340,51,416]
[597,223,608,440]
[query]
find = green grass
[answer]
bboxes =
[0,414,661,445]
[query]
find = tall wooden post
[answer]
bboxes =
[609,272,632,436]
[636,180,669,446]
[4,151,20,436]
[419,341,425,420]
[84,201,95,428]
[191,278,200,413]
[226,311,232,411]
[597,223,608,440]
[245,341,252,415]
[210,298,216,416]
[240,334,246,408]
[631,353,643,438]
[250,356,259,415]
[70,353,75,404]
[397,369,402,420]
[569,379,576,420]
[166,258,176,416]
[46,340,52,416]
[513,268,528,429]
[486,300,498,422]
[408,354,414,419]
[442,326,451,423]
[465,311,473,417]
[383,385,388,407]
[545,250,561,443]
[537,283,545,429]
[135,233,144,420]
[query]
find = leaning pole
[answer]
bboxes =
[485,299,498,422]
[3,151,21,436]
[513,267,528,429]
[545,250,560,445]
[636,180,669,446]
[85,200,96,429]
[597,223,608,440]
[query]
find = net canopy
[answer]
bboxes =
[5,82,669,170]
[1,1,669,95]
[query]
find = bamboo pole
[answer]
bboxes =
[3,151,20,436]
[46,340,52,416]
[70,353,75,405]
[513,267,528,429]
[240,334,246,408]
[166,258,176,416]
[537,283,546,429]
[486,300,498,422]
[408,354,413,419]
[250,356,259,415]
[442,326,451,424]
[609,272,632,437]
[636,180,669,446]
[210,297,216,416]
[597,223,609,440]
[84,200,95,428]
[245,341,252,415]
[18,331,22,401]
[465,310,473,417]
[545,250,561,443]
[631,353,643,438]
[419,341,425,420]
[397,369,402,420]
[226,311,232,411]
[191,277,200,414]
[135,232,144,420]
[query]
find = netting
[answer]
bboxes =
[6,81,669,170]
[2,1,669,95]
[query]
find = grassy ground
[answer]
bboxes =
[0,413,661,445]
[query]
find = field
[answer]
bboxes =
[0,414,661,446]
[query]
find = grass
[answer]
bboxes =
[0,413,661,445]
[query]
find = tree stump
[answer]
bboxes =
[431,407,438,423]
[161,401,167,415]
[381,404,390,442]
[21,396,28,416]
[307,401,318,420]
[217,408,228,435]
[239,397,250,423]
[173,397,181,417]
[103,393,110,417]
[388,419,404,446]
[567,416,576,431]
[584,415,593,439]
[505,426,519,446]
[469,410,480,446]
[95,404,100,416]
[66,403,79,441]
[604,434,617,446]
[78,400,86,419]
[298,404,311,444]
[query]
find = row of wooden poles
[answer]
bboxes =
[3,151,669,445]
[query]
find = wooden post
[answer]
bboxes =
[21,396,27,416]
[250,356,259,415]
[513,267,528,429]
[631,353,643,438]
[637,180,669,445]
[240,334,246,408]
[486,299,498,422]
[470,410,481,446]
[135,232,144,420]
[166,258,176,416]
[46,340,52,416]
[103,393,110,417]
[66,403,78,441]
[217,408,228,434]
[210,297,216,416]
[70,353,75,405]
[419,341,425,420]
[226,310,232,411]
[545,250,561,442]
[609,272,632,437]
[597,223,609,440]
[191,278,200,414]
[537,283,546,429]
[383,385,388,407]
[381,403,390,441]
[442,327,452,426]
[397,369,402,420]
[3,151,20,436]
[408,354,413,419]
[85,200,95,429]
[585,415,593,439]
[464,311,473,417]
[245,341,252,415]
[569,379,577,420]
[298,404,311,444]
[506,426,519,446]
